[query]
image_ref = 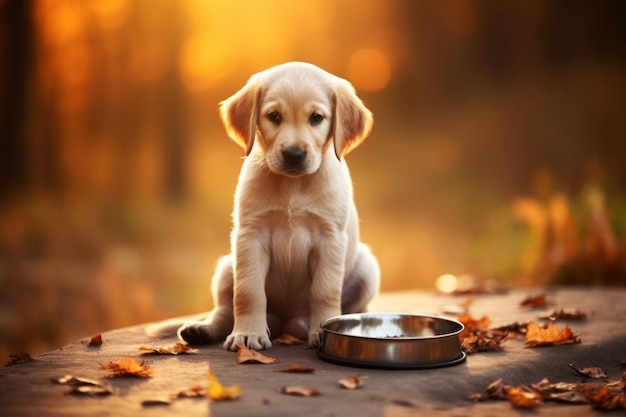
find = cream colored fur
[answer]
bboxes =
[146,62,380,350]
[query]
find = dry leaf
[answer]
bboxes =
[584,386,626,411]
[236,344,276,364]
[520,293,548,309]
[5,351,34,366]
[490,321,529,337]
[53,374,113,396]
[139,343,196,355]
[569,364,608,379]
[102,358,153,378]
[207,371,243,401]
[508,387,542,408]
[457,314,491,339]
[539,308,587,321]
[175,385,206,399]
[86,334,103,346]
[339,374,364,390]
[272,333,304,346]
[524,321,580,347]
[141,399,171,407]
[281,386,321,397]
[279,364,315,373]
[461,331,507,354]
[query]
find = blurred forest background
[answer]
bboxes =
[1,0,625,363]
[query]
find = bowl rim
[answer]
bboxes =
[320,312,465,341]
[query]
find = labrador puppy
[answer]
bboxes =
[147,62,380,350]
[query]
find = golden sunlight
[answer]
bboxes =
[347,48,392,92]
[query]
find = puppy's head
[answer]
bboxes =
[219,62,373,176]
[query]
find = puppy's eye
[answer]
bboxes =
[266,111,281,124]
[309,113,324,126]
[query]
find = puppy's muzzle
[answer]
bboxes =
[281,146,307,172]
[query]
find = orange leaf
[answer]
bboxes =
[279,364,315,373]
[520,294,547,309]
[281,386,321,397]
[102,358,153,378]
[508,387,542,409]
[457,314,491,339]
[584,386,626,411]
[86,334,103,346]
[339,374,364,390]
[139,343,196,355]
[207,371,243,401]
[525,322,580,347]
[272,333,304,346]
[236,344,276,364]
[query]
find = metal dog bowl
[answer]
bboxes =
[318,313,466,369]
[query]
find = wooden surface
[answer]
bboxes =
[1,287,625,416]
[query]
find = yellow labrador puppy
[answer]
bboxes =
[148,62,380,350]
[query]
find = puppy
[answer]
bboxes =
[147,62,380,350]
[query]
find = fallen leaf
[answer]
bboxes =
[5,351,34,366]
[490,321,529,337]
[508,387,542,408]
[457,314,491,339]
[584,386,626,411]
[339,374,364,390]
[539,308,587,321]
[102,358,153,378]
[272,333,304,346]
[236,344,276,364]
[175,385,206,399]
[524,321,580,347]
[278,364,315,373]
[86,334,103,346]
[461,331,507,354]
[141,399,171,407]
[520,293,548,309]
[53,374,114,396]
[569,364,608,379]
[281,386,321,397]
[139,343,197,355]
[207,371,243,401]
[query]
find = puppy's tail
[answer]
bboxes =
[145,314,207,338]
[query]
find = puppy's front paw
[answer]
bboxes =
[224,331,272,351]
[178,321,218,345]
[307,328,324,349]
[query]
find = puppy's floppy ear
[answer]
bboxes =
[332,79,373,159]
[219,76,261,155]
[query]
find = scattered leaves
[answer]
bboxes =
[5,351,34,366]
[236,344,276,364]
[272,333,304,346]
[461,331,507,354]
[520,293,548,309]
[508,387,542,409]
[539,308,588,321]
[278,364,315,373]
[101,358,153,378]
[139,343,197,355]
[569,364,608,379]
[207,371,243,401]
[85,334,103,347]
[524,321,580,347]
[53,374,113,396]
[281,386,321,397]
[339,374,364,390]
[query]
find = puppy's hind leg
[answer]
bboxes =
[178,255,235,345]
[341,243,380,314]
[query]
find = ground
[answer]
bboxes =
[1,288,625,416]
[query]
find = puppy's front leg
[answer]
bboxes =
[223,235,272,351]
[308,233,346,347]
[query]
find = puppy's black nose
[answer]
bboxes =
[282,146,307,166]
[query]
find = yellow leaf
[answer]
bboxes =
[102,358,153,378]
[525,321,580,347]
[207,371,243,401]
